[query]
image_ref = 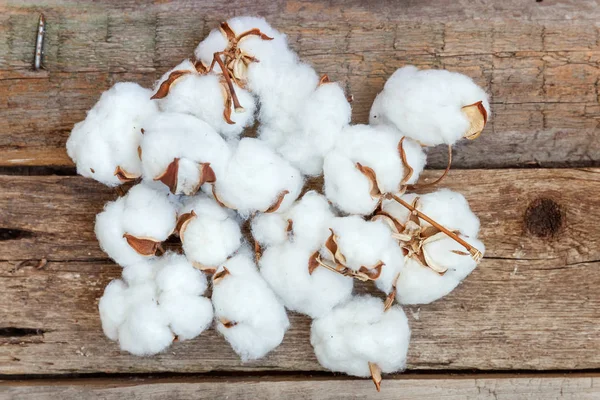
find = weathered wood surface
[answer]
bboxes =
[2,0,600,168]
[2,375,600,399]
[1,169,600,374]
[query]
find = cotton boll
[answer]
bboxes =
[370,65,490,146]
[212,250,289,361]
[260,242,353,318]
[286,191,335,249]
[154,252,209,296]
[117,301,174,356]
[157,72,256,138]
[378,189,485,304]
[178,194,242,267]
[277,82,352,175]
[153,59,198,94]
[328,216,399,275]
[95,184,177,267]
[98,279,128,340]
[66,82,158,186]
[194,29,229,69]
[251,213,289,248]
[213,138,303,218]
[310,296,410,379]
[324,125,426,215]
[396,236,485,305]
[139,112,232,195]
[380,189,480,238]
[158,292,213,341]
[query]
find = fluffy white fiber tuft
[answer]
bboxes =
[370,65,490,146]
[66,82,158,186]
[212,249,290,361]
[311,296,410,377]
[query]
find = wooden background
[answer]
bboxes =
[1,0,600,398]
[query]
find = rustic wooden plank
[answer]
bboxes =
[1,170,600,374]
[1,375,600,399]
[1,0,599,168]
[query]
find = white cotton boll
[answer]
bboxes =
[255,63,320,147]
[194,30,229,69]
[278,82,352,175]
[212,250,289,361]
[286,191,335,249]
[121,184,178,240]
[98,279,128,341]
[178,194,242,267]
[117,301,174,356]
[370,65,490,146]
[157,72,256,138]
[122,261,159,286]
[323,151,377,215]
[310,296,410,377]
[259,242,353,318]
[374,241,405,295]
[152,252,213,340]
[140,112,232,195]
[158,292,213,341]
[380,189,480,238]
[214,138,303,218]
[66,82,158,186]
[328,216,398,273]
[251,213,289,248]
[324,125,426,215]
[95,184,177,267]
[154,252,208,296]
[379,189,484,304]
[396,236,485,305]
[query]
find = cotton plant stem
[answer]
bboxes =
[388,193,482,262]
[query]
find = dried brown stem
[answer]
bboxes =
[388,193,482,262]
[212,52,244,112]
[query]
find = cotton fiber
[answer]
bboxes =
[66,82,158,186]
[211,249,290,361]
[370,65,490,146]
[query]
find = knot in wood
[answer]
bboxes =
[524,197,564,238]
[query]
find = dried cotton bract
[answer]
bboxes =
[211,250,290,361]
[311,296,410,391]
[378,189,485,304]
[66,82,158,186]
[95,184,177,267]
[370,65,490,146]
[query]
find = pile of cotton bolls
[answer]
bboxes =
[67,16,489,391]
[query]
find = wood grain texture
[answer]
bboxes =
[2,375,600,399]
[1,0,600,168]
[1,169,599,374]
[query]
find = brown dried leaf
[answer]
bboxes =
[462,101,487,140]
[219,318,238,328]
[194,59,208,74]
[219,22,237,41]
[372,212,404,234]
[254,240,262,264]
[286,219,293,233]
[356,163,381,199]
[151,70,190,100]
[319,74,330,86]
[358,260,384,280]
[308,251,320,275]
[192,262,216,274]
[175,210,197,241]
[323,229,347,266]
[264,190,290,213]
[398,137,414,186]
[213,267,230,284]
[368,362,382,392]
[199,163,217,185]
[123,234,161,256]
[154,158,179,194]
[114,166,139,183]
